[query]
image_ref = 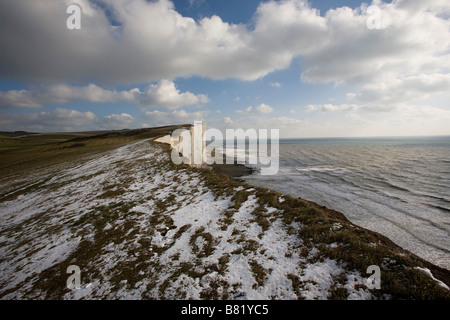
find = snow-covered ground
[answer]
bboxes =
[0,139,376,299]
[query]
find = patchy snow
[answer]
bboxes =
[301,258,344,300]
[415,267,449,290]
[0,139,375,300]
[330,223,343,232]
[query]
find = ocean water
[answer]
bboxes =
[239,136,450,270]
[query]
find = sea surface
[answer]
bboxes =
[238,136,450,270]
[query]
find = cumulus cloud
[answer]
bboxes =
[0,0,338,83]
[223,117,234,125]
[0,108,97,132]
[303,100,450,137]
[0,108,138,132]
[237,103,273,114]
[347,73,450,105]
[255,103,274,114]
[301,2,450,85]
[136,80,210,110]
[305,104,360,113]
[0,0,243,83]
[143,109,208,127]
[210,114,307,138]
[101,113,134,129]
[236,107,253,114]
[1,0,449,135]
[0,90,43,109]
[297,0,450,111]
[0,0,448,108]
[394,0,450,15]
[0,84,135,108]
[0,80,208,110]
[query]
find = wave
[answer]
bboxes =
[294,166,346,173]
[427,204,450,214]
[421,193,450,204]
[384,181,411,193]
[246,139,450,265]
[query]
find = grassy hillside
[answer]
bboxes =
[0,126,189,178]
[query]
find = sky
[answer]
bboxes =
[0,0,450,138]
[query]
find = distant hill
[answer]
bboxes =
[0,131,39,137]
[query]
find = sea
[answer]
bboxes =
[235,136,450,270]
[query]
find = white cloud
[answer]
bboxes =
[143,109,208,127]
[270,82,282,88]
[136,80,210,110]
[209,112,306,138]
[305,104,360,113]
[297,1,450,113]
[347,73,450,106]
[0,80,208,110]
[0,0,328,83]
[223,117,234,125]
[301,2,450,85]
[237,103,273,114]
[0,90,42,108]
[46,84,134,104]
[1,0,448,111]
[0,108,97,132]
[237,106,253,114]
[0,0,449,137]
[255,103,274,114]
[0,0,448,92]
[0,84,130,108]
[0,108,138,132]
[394,0,450,15]
[303,101,450,137]
[101,113,134,129]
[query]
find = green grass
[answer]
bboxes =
[0,125,190,179]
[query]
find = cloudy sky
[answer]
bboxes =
[0,0,449,137]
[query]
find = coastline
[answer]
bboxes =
[1,127,449,299]
[210,161,450,288]
[210,162,255,180]
[154,126,450,296]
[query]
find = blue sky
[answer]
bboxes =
[0,0,449,137]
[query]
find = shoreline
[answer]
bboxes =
[210,162,256,180]
[153,126,450,290]
[209,161,450,287]
[1,127,449,299]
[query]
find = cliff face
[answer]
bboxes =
[155,121,207,167]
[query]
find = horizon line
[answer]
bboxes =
[2,128,450,140]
